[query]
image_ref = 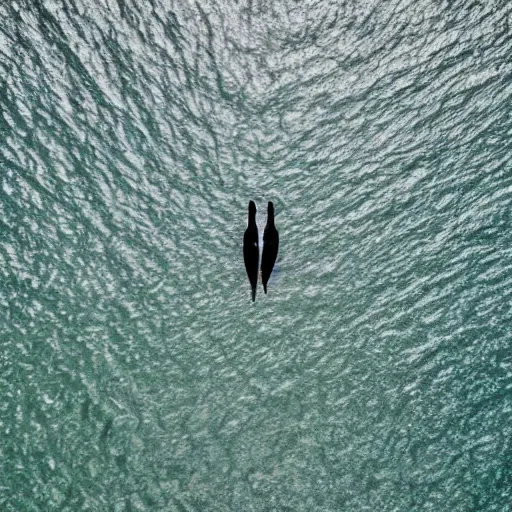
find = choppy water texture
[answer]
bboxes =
[2,0,512,510]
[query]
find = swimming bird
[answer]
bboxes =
[243,200,259,302]
[261,201,279,294]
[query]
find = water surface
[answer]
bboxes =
[1,0,512,510]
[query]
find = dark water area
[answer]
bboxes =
[1,0,512,510]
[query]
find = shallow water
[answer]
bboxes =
[2,1,512,510]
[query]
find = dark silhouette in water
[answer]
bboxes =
[243,201,259,302]
[261,201,279,294]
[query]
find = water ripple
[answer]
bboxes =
[2,0,512,510]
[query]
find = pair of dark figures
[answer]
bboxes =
[243,201,279,302]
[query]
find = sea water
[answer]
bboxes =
[1,1,512,510]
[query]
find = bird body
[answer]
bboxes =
[261,201,279,294]
[243,201,259,301]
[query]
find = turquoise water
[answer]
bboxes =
[2,1,512,510]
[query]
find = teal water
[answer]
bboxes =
[2,1,512,510]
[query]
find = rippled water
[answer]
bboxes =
[2,0,512,510]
